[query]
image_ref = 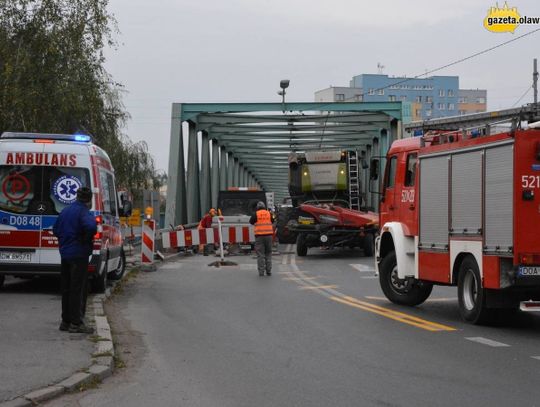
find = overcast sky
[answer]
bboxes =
[104,0,540,172]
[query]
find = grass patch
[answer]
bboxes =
[114,354,126,369]
[78,376,101,392]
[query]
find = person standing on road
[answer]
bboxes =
[249,201,274,276]
[198,208,217,255]
[53,187,97,334]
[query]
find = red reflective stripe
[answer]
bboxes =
[242,227,250,243]
[229,227,237,243]
[143,233,153,250]
[214,228,220,243]
[170,232,178,248]
[142,253,151,263]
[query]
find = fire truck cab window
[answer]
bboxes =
[385,156,398,188]
[405,153,417,187]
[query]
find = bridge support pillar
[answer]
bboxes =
[165,104,187,227]
[200,132,211,215]
[233,158,239,186]
[220,147,228,190]
[227,153,235,188]
[211,140,220,208]
[186,125,200,223]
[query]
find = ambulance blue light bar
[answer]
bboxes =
[0,132,94,143]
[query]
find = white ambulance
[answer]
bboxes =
[0,132,127,292]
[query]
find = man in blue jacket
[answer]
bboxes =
[53,187,97,334]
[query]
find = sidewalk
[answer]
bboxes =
[0,247,145,407]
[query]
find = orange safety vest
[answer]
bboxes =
[254,209,273,236]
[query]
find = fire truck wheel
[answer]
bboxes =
[92,261,108,294]
[380,251,433,306]
[108,250,126,281]
[296,234,308,257]
[458,256,493,324]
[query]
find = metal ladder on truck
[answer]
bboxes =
[347,151,361,210]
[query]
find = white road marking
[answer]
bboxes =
[531,356,540,361]
[360,276,377,279]
[465,337,510,347]
[350,264,376,272]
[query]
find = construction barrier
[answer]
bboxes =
[141,219,156,264]
[162,225,255,249]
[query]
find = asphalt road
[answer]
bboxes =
[0,276,93,402]
[45,245,540,407]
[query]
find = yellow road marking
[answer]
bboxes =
[337,296,456,332]
[300,285,338,290]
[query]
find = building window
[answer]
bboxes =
[415,96,422,103]
[400,95,407,101]
[439,89,445,97]
[335,93,345,101]
[425,110,432,117]
[389,95,396,101]
[459,110,466,115]
[458,97,467,103]
[438,103,445,110]
[448,89,454,97]
[378,89,384,95]
[448,103,454,110]
[368,89,375,95]
[355,94,363,101]
[426,96,432,103]
[477,97,486,103]
[415,109,422,117]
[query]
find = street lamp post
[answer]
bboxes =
[278,79,290,113]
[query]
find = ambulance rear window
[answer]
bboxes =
[0,165,91,215]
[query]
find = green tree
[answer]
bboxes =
[0,0,157,189]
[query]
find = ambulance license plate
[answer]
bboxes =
[518,266,540,277]
[0,252,31,262]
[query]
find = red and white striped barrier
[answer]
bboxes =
[162,226,255,249]
[141,219,156,264]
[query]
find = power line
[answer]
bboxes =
[327,27,540,106]
[512,86,532,107]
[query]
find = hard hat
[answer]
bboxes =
[256,201,266,210]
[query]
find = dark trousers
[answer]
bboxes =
[255,234,273,274]
[60,259,89,326]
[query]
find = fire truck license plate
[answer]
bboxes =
[0,252,31,262]
[518,266,540,277]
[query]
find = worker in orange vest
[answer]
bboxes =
[198,208,216,255]
[249,201,274,276]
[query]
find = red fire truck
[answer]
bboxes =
[373,104,540,324]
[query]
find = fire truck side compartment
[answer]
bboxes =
[419,155,449,251]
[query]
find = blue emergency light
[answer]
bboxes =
[74,134,92,142]
[0,132,94,143]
